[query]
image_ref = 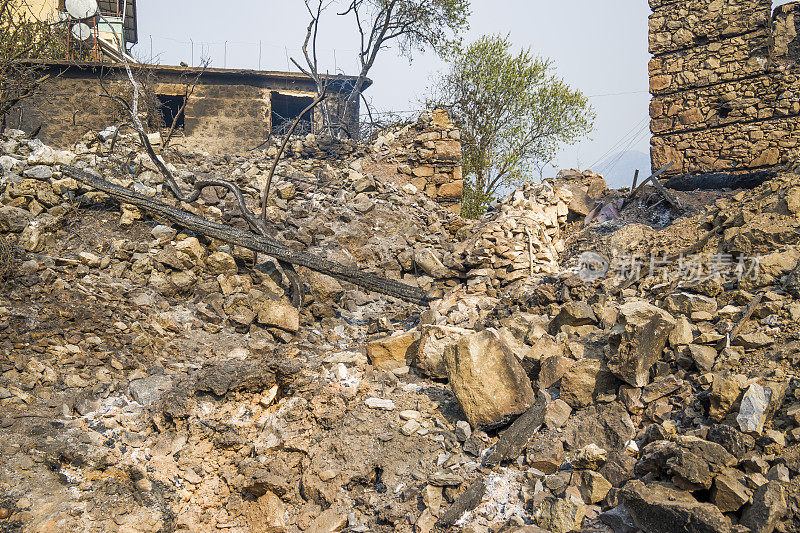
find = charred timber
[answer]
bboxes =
[60,165,431,305]
[663,170,776,191]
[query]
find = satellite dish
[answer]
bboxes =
[71,22,92,41]
[65,0,98,19]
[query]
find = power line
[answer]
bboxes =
[588,116,649,170]
[596,122,650,175]
[587,90,649,98]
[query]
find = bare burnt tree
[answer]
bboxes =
[290,0,334,133]
[162,59,210,149]
[97,15,328,301]
[0,0,74,125]
[293,0,469,139]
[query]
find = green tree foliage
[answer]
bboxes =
[0,0,71,120]
[433,34,595,217]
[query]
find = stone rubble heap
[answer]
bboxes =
[461,182,572,294]
[0,124,799,533]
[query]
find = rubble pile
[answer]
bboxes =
[0,123,799,533]
[460,182,572,294]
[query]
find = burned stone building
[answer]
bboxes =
[8,62,367,153]
[6,1,367,153]
[649,0,800,176]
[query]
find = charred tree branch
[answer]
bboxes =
[60,165,431,305]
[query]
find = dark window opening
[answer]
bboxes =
[271,92,313,135]
[157,94,186,130]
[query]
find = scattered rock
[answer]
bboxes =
[574,444,608,470]
[620,480,732,533]
[544,399,572,429]
[737,383,771,434]
[206,251,238,275]
[365,398,396,411]
[579,470,612,504]
[538,354,570,389]
[367,330,419,371]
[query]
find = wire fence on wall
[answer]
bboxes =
[133,35,423,136]
[133,34,359,75]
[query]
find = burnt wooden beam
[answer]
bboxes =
[482,392,547,468]
[60,165,431,305]
[437,478,486,528]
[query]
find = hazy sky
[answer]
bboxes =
[134,1,656,183]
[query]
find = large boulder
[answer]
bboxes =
[711,471,751,513]
[19,212,58,252]
[533,497,586,533]
[723,212,798,256]
[548,301,597,334]
[705,424,755,460]
[662,292,718,318]
[620,480,732,533]
[737,383,771,435]
[560,359,619,409]
[206,251,238,275]
[740,481,788,533]
[708,373,747,422]
[635,437,736,492]
[444,329,536,430]
[563,402,636,452]
[245,491,286,532]
[635,440,713,491]
[301,268,344,302]
[254,299,300,333]
[608,302,676,387]
[414,325,470,379]
[538,354,571,389]
[742,248,799,290]
[414,248,448,278]
[0,205,33,233]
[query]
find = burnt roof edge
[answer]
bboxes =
[22,59,373,91]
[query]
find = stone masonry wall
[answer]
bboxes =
[7,63,356,155]
[360,109,463,213]
[649,0,800,176]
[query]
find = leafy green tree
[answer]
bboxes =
[433,34,594,217]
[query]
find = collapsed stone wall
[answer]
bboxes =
[460,182,572,294]
[649,0,800,176]
[360,109,463,213]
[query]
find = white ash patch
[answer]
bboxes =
[456,468,530,528]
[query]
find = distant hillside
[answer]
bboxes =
[594,150,651,189]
